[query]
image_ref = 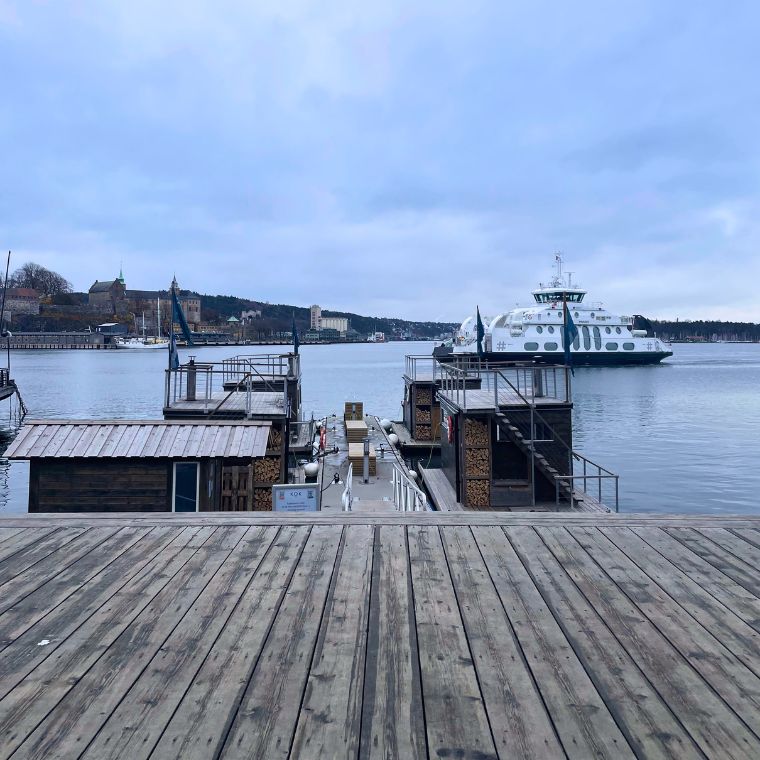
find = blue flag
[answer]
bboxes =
[476,307,485,356]
[171,289,194,345]
[292,315,299,355]
[563,302,578,374]
[169,332,180,370]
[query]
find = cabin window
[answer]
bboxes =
[623,342,635,350]
[582,326,591,350]
[536,326,543,334]
[615,327,622,334]
[524,342,539,351]
[173,462,199,512]
[548,326,555,334]
[532,421,553,441]
[544,342,558,350]
[605,342,619,351]
[573,332,580,350]
[593,326,602,349]
[605,326,611,334]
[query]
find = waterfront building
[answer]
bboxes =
[309,304,349,334]
[4,288,40,321]
[87,279,126,313]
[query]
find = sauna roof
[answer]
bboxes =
[5,420,271,460]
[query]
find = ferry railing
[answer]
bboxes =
[391,463,427,512]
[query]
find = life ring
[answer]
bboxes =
[447,416,454,444]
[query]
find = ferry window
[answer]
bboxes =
[582,326,591,350]
[590,312,595,318]
[544,342,558,351]
[536,326,543,334]
[605,342,618,350]
[615,327,621,334]
[548,326,555,334]
[623,342,635,350]
[524,342,539,351]
[573,332,580,350]
[605,326,611,334]
[593,326,602,349]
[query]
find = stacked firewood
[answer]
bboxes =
[267,427,283,450]
[415,407,432,424]
[464,418,489,446]
[253,488,272,511]
[466,479,491,508]
[415,425,432,441]
[416,387,432,405]
[254,457,281,484]
[465,449,490,477]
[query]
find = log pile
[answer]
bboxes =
[465,449,490,477]
[415,407,432,424]
[464,418,489,447]
[415,387,433,405]
[253,456,281,484]
[345,420,369,443]
[253,487,272,511]
[344,401,364,422]
[348,442,377,475]
[267,427,283,450]
[466,479,491,508]
[415,425,432,441]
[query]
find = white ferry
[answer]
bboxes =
[437,256,673,366]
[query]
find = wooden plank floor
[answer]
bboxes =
[2,514,760,758]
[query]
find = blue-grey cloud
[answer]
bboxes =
[1,0,759,322]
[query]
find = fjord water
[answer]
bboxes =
[0,341,758,514]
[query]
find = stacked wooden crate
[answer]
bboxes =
[463,417,491,508]
[348,442,377,476]
[344,401,364,422]
[412,383,440,442]
[345,420,369,443]
[252,423,286,511]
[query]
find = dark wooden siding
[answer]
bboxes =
[30,459,170,513]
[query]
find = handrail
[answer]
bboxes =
[341,466,353,511]
[391,464,427,512]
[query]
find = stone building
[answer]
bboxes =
[5,288,41,320]
[88,280,127,313]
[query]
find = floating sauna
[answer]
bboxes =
[5,420,282,513]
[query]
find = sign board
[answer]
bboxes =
[272,483,320,512]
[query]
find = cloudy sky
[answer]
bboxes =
[2,1,759,322]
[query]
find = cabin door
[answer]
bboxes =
[173,462,199,512]
[221,465,252,511]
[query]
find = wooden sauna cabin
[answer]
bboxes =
[6,420,284,513]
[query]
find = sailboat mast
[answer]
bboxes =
[157,297,161,339]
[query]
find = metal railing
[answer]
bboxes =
[222,353,300,388]
[437,361,570,411]
[555,456,619,512]
[341,466,353,511]
[164,359,289,416]
[391,464,427,512]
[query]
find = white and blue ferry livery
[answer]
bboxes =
[442,256,672,366]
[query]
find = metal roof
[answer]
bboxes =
[4,420,272,460]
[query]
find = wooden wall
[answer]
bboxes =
[30,459,170,513]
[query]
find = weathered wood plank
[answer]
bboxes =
[665,527,760,594]
[696,527,760,574]
[0,527,121,614]
[441,525,562,758]
[0,527,176,653]
[0,527,87,586]
[149,525,310,759]
[0,528,25,544]
[508,526,700,759]
[0,526,219,758]
[632,526,760,631]
[360,526,426,759]
[536,526,760,760]
[407,524,497,758]
[601,527,760,673]
[572,527,760,738]
[219,524,342,760]
[290,524,374,759]
[81,526,279,759]
[0,528,57,565]
[472,526,636,759]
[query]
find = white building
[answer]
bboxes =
[310,305,348,333]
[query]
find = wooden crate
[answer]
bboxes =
[345,420,369,443]
[344,401,364,421]
[348,442,377,475]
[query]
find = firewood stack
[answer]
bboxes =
[253,457,281,484]
[253,488,272,511]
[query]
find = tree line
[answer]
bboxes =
[3,262,72,296]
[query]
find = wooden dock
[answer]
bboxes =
[2,511,760,759]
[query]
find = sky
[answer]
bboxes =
[1,1,759,322]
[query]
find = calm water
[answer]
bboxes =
[0,341,758,514]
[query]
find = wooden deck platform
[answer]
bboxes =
[2,511,760,759]
[163,391,287,420]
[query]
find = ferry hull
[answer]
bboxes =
[434,347,673,366]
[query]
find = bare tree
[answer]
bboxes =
[7,262,72,296]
